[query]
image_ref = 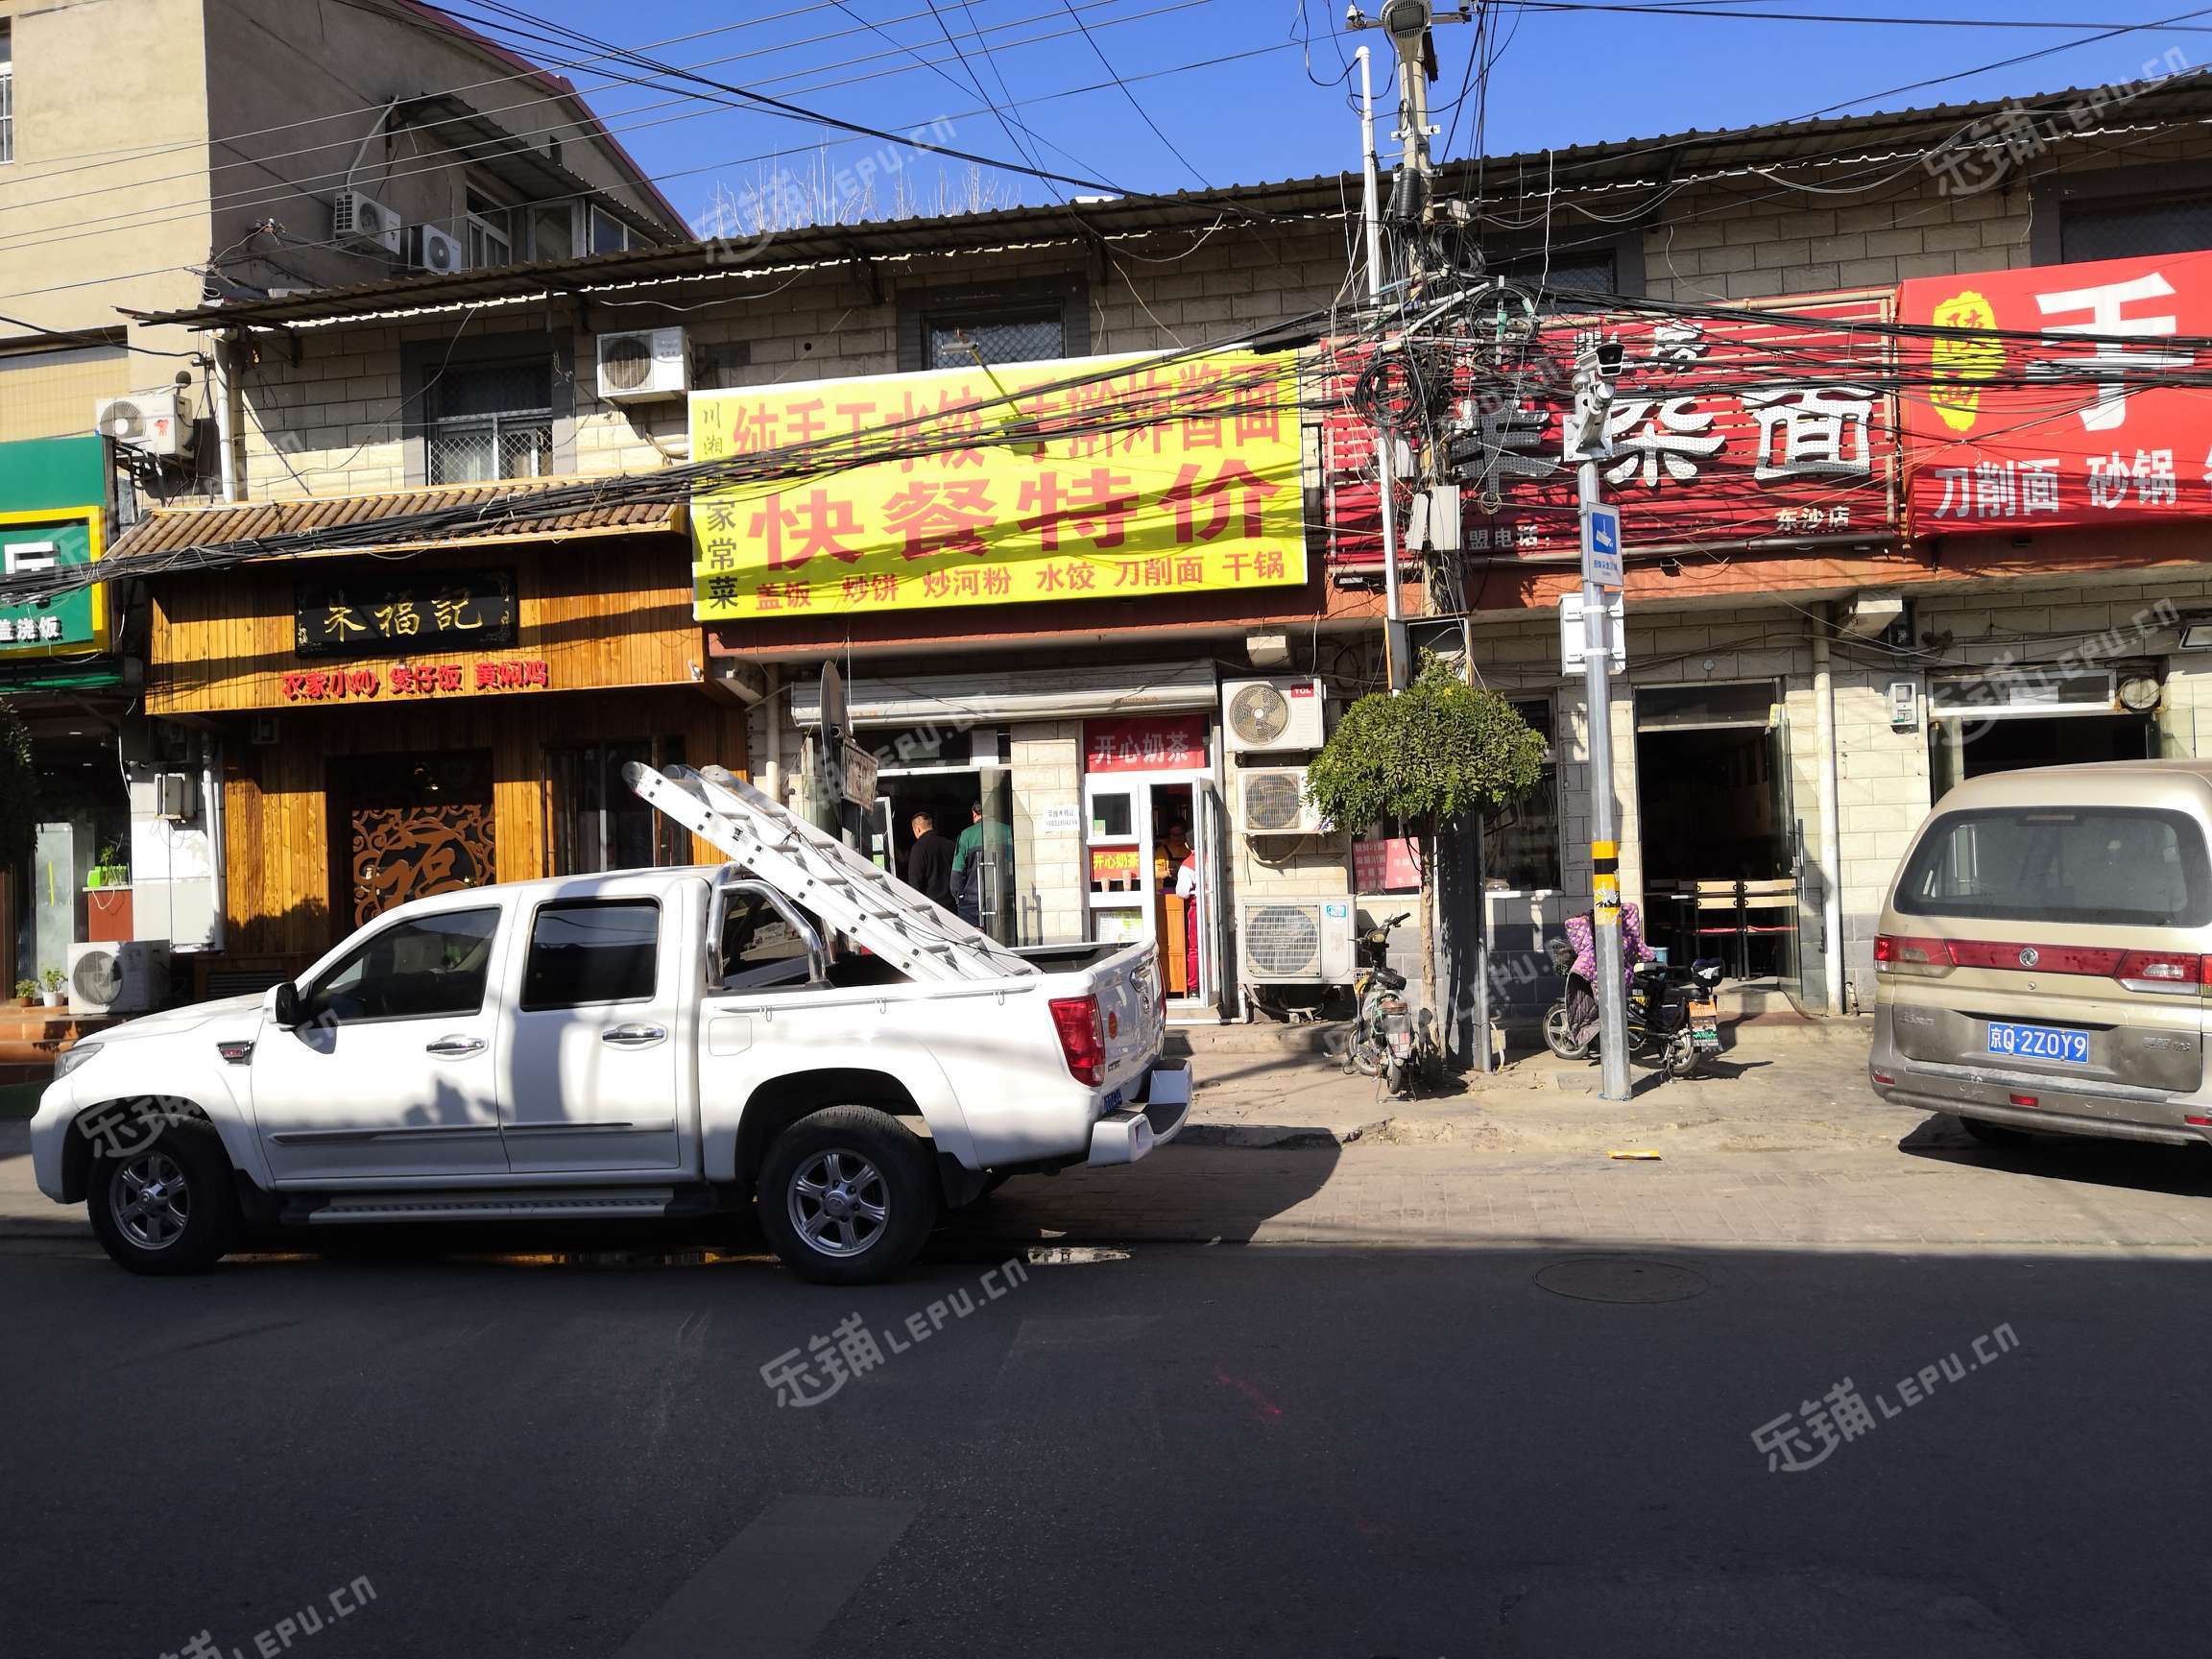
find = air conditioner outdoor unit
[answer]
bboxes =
[68,940,172,1019]
[1238,899,1355,986]
[1238,766,1327,836]
[597,326,690,402]
[332,190,403,253]
[1221,675,1326,754]
[95,392,191,458]
[409,223,466,275]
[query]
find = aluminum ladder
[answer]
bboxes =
[623,760,1037,984]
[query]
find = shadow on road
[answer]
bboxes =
[1898,1113,2212,1197]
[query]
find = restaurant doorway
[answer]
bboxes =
[1081,713,1222,1013]
[1633,682,1797,983]
[864,723,1019,947]
[327,751,494,935]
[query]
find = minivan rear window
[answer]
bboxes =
[1895,806,2212,927]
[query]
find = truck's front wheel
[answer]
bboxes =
[757,1106,937,1285]
[86,1125,239,1276]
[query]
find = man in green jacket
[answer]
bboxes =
[952,802,1014,926]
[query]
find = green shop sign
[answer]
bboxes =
[0,436,110,659]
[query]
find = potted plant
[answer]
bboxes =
[11,978,36,1009]
[87,841,128,890]
[38,968,65,1009]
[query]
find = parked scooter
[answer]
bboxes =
[1543,921,1725,1077]
[1345,910,1444,1096]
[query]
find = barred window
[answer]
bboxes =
[2061,197,2212,263]
[425,360,553,485]
[926,312,1064,370]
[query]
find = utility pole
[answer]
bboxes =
[1565,339,1632,1101]
[1348,4,1472,691]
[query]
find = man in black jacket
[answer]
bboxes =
[905,811,957,910]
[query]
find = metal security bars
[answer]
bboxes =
[425,361,554,486]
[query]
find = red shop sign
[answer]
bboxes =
[1352,836,1422,893]
[279,660,551,703]
[1901,250,2212,536]
[1321,291,1899,569]
[1084,713,1209,773]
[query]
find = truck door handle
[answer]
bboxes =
[602,1023,668,1048]
[425,1035,486,1059]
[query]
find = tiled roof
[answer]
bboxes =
[108,478,685,563]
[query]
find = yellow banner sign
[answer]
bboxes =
[689,349,1305,619]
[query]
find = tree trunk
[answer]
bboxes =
[1420,816,1439,1020]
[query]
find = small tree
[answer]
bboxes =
[1306,656,1547,1019]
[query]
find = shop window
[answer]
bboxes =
[2060,196,2212,263]
[546,739,688,876]
[1485,698,1560,892]
[519,900,659,1011]
[425,359,554,484]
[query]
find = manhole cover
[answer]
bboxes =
[1534,1255,1708,1304]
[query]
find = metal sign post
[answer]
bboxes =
[1566,346,1632,1102]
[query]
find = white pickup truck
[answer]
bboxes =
[29,764,1187,1284]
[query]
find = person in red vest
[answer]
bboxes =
[1174,843,1202,995]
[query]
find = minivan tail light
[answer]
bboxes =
[2114,950,2212,995]
[1049,994,1106,1087]
[1873,934,1955,975]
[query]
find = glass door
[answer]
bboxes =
[1084,776,1150,945]
[1192,776,1229,1009]
[1769,702,1810,1008]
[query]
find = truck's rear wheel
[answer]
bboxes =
[757,1106,937,1285]
[86,1125,239,1276]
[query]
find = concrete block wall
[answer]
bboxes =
[1009,722,1085,946]
[1640,125,2212,304]
[237,222,1352,502]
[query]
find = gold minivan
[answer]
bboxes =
[1870,760,2212,1147]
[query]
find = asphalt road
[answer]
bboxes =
[3,1229,2207,1659]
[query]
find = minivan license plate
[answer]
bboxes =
[1985,1021,2089,1065]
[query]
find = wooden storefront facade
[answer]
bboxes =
[136,499,748,980]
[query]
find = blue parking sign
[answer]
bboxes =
[1582,504,1623,589]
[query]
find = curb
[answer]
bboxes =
[1179,1121,1378,1150]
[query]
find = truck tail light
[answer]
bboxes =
[1873,934,1955,976]
[1049,995,1106,1087]
[2113,950,2212,994]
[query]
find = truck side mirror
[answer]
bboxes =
[270,981,301,1028]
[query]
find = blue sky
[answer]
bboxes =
[507,1,2208,228]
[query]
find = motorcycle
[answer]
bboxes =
[1543,926,1725,1078]
[1345,910,1444,1096]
